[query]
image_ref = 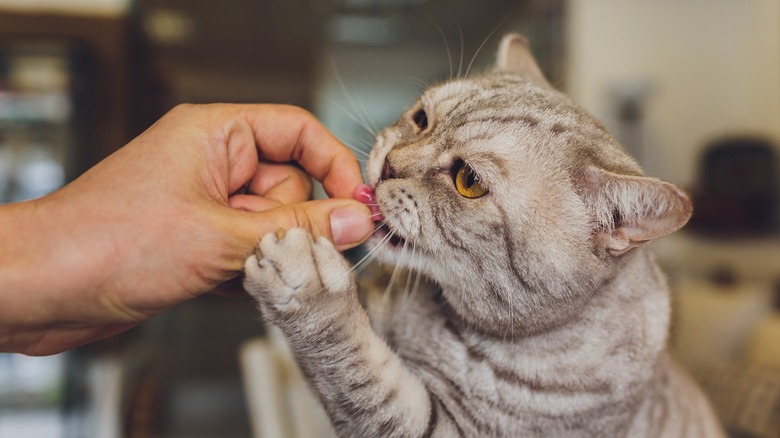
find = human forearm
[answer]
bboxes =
[0,193,132,354]
[0,197,58,325]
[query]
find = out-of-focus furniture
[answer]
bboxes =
[688,136,778,237]
[655,234,780,438]
[0,11,136,170]
[240,328,335,438]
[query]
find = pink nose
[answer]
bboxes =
[354,184,384,222]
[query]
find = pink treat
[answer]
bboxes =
[354,183,384,222]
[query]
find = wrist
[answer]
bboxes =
[0,197,48,312]
[0,192,117,327]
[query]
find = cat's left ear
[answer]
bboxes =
[494,33,550,88]
[582,168,693,256]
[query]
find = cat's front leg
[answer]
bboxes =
[244,228,442,437]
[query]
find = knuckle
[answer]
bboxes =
[294,171,314,195]
[285,205,327,238]
[285,104,313,119]
[169,103,194,115]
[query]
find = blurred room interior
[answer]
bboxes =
[0,0,778,437]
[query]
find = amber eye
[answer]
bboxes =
[454,161,488,198]
[412,108,428,130]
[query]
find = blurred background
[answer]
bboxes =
[0,0,778,437]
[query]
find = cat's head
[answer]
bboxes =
[364,34,691,336]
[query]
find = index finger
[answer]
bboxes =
[244,104,364,199]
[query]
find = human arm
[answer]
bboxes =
[0,103,373,355]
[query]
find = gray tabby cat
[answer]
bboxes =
[244,34,724,437]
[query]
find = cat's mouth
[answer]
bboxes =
[376,222,405,247]
[354,184,405,248]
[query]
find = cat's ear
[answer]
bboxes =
[583,168,692,256]
[494,33,550,88]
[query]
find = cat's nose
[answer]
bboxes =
[380,158,396,181]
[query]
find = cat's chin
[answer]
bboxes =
[365,224,431,272]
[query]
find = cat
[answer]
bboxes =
[243,33,724,437]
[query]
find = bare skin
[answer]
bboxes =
[0,103,373,356]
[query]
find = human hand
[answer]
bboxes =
[0,104,372,355]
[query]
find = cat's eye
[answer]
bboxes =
[454,162,488,198]
[412,108,428,130]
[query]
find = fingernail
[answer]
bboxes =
[330,205,372,246]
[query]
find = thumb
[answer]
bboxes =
[235,199,374,252]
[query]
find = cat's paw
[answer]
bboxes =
[244,228,355,315]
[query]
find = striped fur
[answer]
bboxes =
[244,34,723,437]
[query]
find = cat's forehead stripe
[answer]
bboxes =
[415,73,643,184]
[423,92,467,109]
[550,123,568,135]
[439,88,555,123]
[451,115,540,130]
[427,90,480,119]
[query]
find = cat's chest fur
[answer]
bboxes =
[361,248,679,436]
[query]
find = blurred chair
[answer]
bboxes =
[240,328,335,438]
[688,136,778,237]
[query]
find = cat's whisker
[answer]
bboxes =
[343,153,369,165]
[351,139,377,161]
[465,15,509,77]
[405,76,430,91]
[398,240,412,292]
[381,231,404,303]
[341,140,371,159]
[398,240,420,315]
[427,17,453,80]
[370,221,387,233]
[353,136,375,150]
[456,21,464,79]
[410,264,423,304]
[313,90,377,139]
[350,228,393,274]
[355,96,379,136]
[328,60,379,136]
